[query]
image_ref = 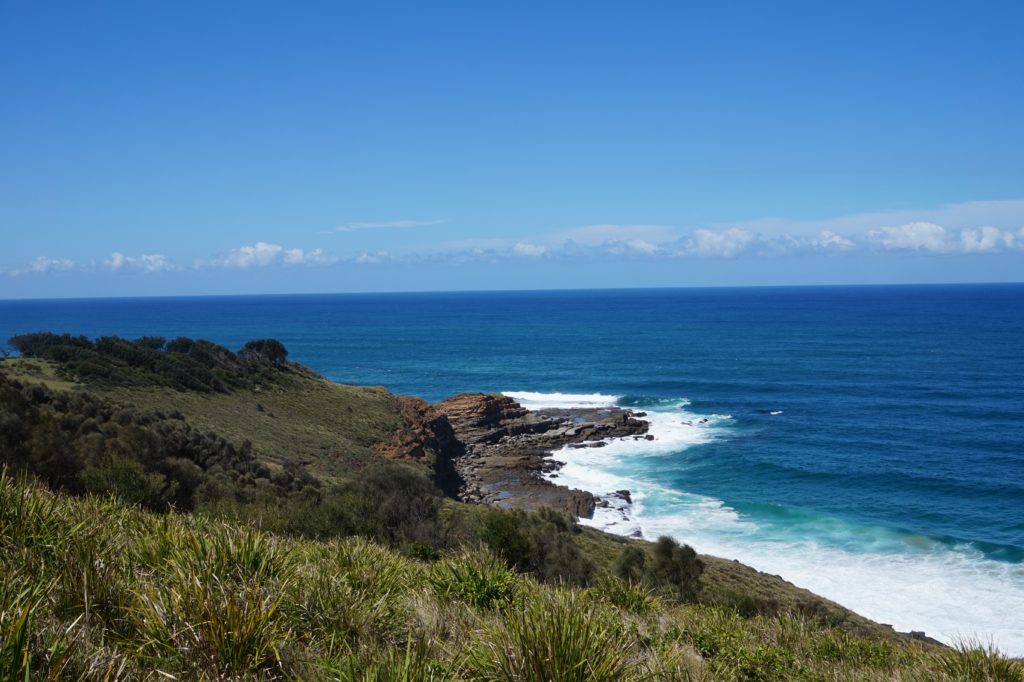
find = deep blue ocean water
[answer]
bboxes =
[2,284,1022,651]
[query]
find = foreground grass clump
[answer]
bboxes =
[2,470,1021,681]
[464,590,635,681]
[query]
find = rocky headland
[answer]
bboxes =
[379,392,650,518]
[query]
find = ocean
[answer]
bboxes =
[2,284,1022,653]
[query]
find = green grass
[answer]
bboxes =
[100,376,404,484]
[0,358,78,391]
[2,469,1021,681]
[1,356,405,486]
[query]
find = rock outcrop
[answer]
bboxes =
[431,393,648,518]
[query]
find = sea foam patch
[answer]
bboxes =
[502,391,621,410]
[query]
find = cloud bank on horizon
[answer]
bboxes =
[4,199,1024,283]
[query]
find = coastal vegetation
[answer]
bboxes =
[1,334,1021,679]
[3,470,1021,680]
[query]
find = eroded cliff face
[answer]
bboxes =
[432,393,540,442]
[371,396,464,496]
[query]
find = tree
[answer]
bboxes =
[240,339,288,368]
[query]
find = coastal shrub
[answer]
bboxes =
[7,332,301,394]
[80,455,174,509]
[707,588,779,618]
[281,461,445,546]
[480,508,531,565]
[612,544,647,583]
[681,605,747,659]
[480,507,595,586]
[612,536,704,603]
[650,536,703,602]
[133,335,166,351]
[240,338,289,367]
[358,461,444,545]
[0,373,289,512]
[429,549,519,609]
[465,590,635,682]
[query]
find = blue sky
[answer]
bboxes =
[2,1,1023,298]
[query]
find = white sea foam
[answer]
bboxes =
[525,391,1024,656]
[501,391,621,410]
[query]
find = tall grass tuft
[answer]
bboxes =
[937,639,1024,682]
[466,590,636,681]
[587,575,661,615]
[142,520,292,584]
[325,638,452,681]
[429,549,519,609]
[129,567,293,678]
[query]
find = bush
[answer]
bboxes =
[613,536,703,603]
[649,536,703,602]
[612,544,646,583]
[0,373,285,512]
[282,461,444,546]
[80,456,174,510]
[240,339,289,367]
[480,507,594,586]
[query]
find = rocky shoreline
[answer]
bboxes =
[430,393,649,517]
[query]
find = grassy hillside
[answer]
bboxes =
[5,471,1021,681]
[3,333,407,485]
[98,378,403,484]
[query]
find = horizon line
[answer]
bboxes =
[1,279,1022,304]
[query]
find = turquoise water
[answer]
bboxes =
[2,284,1022,651]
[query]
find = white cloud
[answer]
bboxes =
[7,256,77,276]
[201,242,339,268]
[283,248,337,266]
[512,242,547,257]
[864,221,1024,254]
[625,239,661,255]
[105,252,176,273]
[355,251,391,264]
[958,225,1015,253]
[811,231,857,252]
[868,222,950,252]
[218,241,284,267]
[335,219,447,232]
[106,252,128,271]
[679,228,756,258]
